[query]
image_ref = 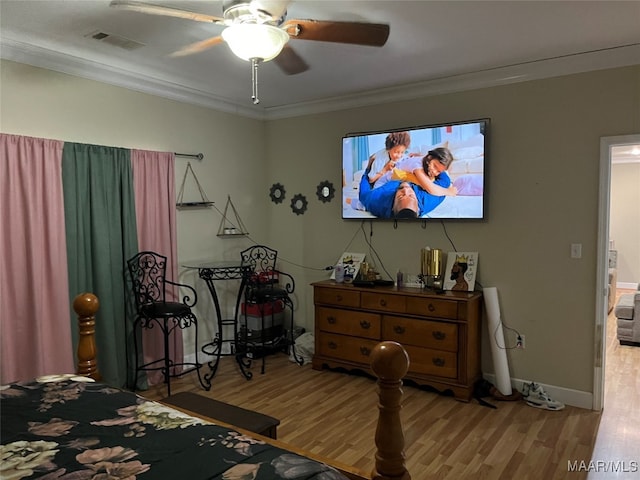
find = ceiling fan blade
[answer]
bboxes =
[170,36,224,57]
[284,19,390,47]
[110,0,224,24]
[274,45,309,75]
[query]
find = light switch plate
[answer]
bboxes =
[571,243,582,259]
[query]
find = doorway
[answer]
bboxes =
[594,134,640,411]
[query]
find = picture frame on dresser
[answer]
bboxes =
[330,252,366,282]
[442,251,478,292]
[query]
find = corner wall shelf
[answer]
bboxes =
[217,195,249,237]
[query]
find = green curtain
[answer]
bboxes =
[62,143,139,388]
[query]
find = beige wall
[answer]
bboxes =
[2,59,639,404]
[0,59,267,345]
[610,162,640,285]
[266,66,640,401]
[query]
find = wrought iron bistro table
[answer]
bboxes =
[183,260,253,389]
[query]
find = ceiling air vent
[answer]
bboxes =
[85,31,145,51]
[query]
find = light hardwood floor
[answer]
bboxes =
[587,289,640,480]
[141,290,639,480]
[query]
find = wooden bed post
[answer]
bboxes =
[73,292,101,381]
[370,341,411,480]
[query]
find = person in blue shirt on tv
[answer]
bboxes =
[358,148,456,218]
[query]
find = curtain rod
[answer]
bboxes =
[175,152,204,160]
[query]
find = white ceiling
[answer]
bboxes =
[1,0,640,119]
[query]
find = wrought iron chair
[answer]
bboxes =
[239,245,303,373]
[127,251,205,395]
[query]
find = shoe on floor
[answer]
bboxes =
[522,382,565,411]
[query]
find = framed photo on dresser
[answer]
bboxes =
[330,252,366,282]
[443,252,478,291]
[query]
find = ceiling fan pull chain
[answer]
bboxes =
[251,58,260,105]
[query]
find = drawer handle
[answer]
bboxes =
[360,346,371,357]
[432,331,446,340]
[360,320,371,329]
[432,357,445,367]
[380,299,387,307]
[327,316,337,324]
[328,341,338,350]
[336,295,343,302]
[393,325,405,335]
[427,303,436,312]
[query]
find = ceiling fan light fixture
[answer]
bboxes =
[221,23,289,61]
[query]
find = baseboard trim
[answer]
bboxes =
[184,352,201,366]
[483,373,593,410]
[617,282,639,290]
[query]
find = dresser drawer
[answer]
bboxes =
[405,345,457,379]
[405,297,458,319]
[317,307,380,339]
[361,292,406,313]
[314,287,360,308]
[383,316,458,352]
[317,333,379,365]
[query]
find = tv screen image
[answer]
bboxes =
[342,119,488,220]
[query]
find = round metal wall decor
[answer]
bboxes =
[290,194,308,215]
[269,183,285,204]
[316,181,335,203]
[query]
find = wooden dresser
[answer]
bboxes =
[311,280,482,401]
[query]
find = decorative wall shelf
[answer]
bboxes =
[176,162,213,209]
[217,233,247,238]
[217,195,249,237]
[176,201,215,210]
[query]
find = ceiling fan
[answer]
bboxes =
[110,0,390,103]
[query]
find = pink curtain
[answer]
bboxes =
[130,149,182,384]
[0,134,75,382]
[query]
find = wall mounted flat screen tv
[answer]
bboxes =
[342,119,488,220]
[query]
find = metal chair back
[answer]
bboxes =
[127,251,169,308]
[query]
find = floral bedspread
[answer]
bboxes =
[0,377,347,480]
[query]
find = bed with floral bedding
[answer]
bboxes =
[1,293,409,480]
[0,375,348,480]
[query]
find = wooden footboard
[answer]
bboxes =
[73,292,101,380]
[371,341,411,480]
[70,293,410,480]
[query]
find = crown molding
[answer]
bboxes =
[0,37,266,120]
[263,43,640,120]
[2,36,639,121]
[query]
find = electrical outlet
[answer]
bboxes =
[517,334,526,349]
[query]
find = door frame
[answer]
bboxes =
[594,133,640,411]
